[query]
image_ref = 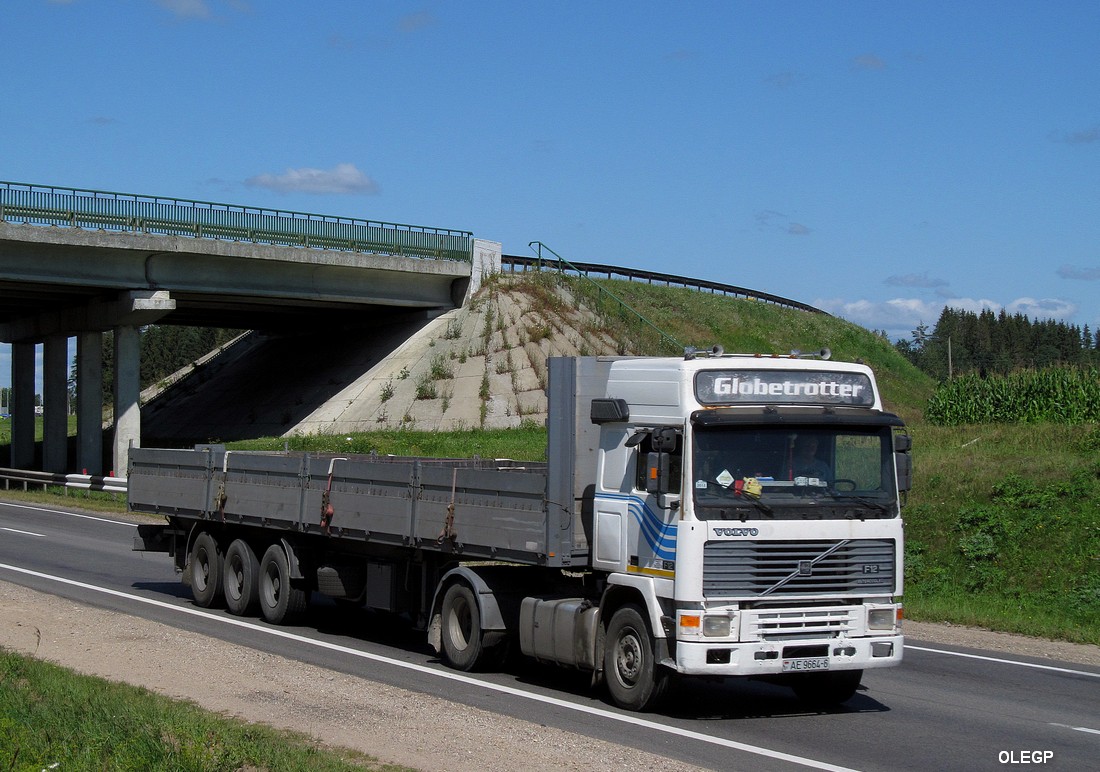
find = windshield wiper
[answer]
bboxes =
[819,489,892,513]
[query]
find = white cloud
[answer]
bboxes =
[816,296,945,339]
[245,163,380,195]
[1005,296,1078,320]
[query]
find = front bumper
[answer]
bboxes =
[671,633,904,676]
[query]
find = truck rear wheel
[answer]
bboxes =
[604,604,670,711]
[259,543,308,624]
[440,582,484,671]
[189,531,222,608]
[223,539,259,616]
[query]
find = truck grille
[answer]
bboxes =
[702,539,895,598]
[744,606,858,641]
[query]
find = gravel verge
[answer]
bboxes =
[0,580,711,772]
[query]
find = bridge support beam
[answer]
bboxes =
[9,343,35,469]
[42,334,69,473]
[113,325,141,478]
[76,331,103,476]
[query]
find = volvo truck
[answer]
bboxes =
[132,351,910,711]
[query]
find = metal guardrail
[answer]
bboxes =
[0,467,127,495]
[501,253,826,315]
[0,181,474,263]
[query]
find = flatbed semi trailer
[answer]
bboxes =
[133,352,910,711]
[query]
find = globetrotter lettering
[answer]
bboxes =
[712,376,865,400]
[694,369,876,407]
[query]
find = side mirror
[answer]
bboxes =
[895,452,912,492]
[894,432,912,492]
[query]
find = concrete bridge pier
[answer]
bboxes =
[9,342,35,469]
[112,326,141,478]
[42,334,68,473]
[76,331,103,476]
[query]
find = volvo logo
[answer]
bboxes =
[713,527,759,537]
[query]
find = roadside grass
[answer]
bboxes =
[0,485,128,514]
[0,649,406,771]
[902,421,1100,644]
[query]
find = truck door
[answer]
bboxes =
[591,428,680,577]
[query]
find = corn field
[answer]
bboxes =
[925,366,1100,425]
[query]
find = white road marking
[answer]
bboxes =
[1049,722,1100,735]
[1,527,45,537]
[0,500,137,526]
[904,644,1100,679]
[0,561,859,772]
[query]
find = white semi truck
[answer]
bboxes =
[132,351,909,711]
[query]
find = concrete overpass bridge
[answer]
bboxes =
[0,181,499,476]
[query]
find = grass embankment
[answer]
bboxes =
[0,651,403,771]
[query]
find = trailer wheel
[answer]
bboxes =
[604,604,670,711]
[223,539,259,616]
[189,531,223,608]
[790,669,862,707]
[440,583,484,671]
[259,543,308,624]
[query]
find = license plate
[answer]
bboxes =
[782,657,829,672]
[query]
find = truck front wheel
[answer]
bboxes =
[189,531,222,608]
[259,543,308,624]
[440,582,484,671]
[604,604,670,711]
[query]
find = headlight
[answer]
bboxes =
[868,607,896,630]
[703,615,732,637]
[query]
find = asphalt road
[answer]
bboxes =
[1,499,1097,771]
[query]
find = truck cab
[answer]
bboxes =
[585,351,909,709]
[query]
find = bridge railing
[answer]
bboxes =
[0,181,473,263]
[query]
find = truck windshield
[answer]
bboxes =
[691,425,898,520]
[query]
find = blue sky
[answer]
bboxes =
[3,0,1099,394]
